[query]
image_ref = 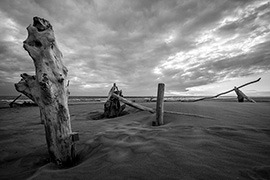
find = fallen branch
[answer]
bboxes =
[112,93,155,113]
[9,94,22,107]
[191,78,261,102]
[112,93,217,119]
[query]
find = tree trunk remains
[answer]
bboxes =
[234,87,256,103]
[104,83,126,118]
[15,17,76,166]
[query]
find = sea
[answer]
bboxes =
[1,95,270,108]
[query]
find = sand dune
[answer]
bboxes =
[0,102,270,179]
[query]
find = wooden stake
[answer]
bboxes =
[156,83,165,125]
[16,17,76,166]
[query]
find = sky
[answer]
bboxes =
[0,0,270,97]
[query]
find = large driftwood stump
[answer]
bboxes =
[104,83,126,118]
[15,17,76,166]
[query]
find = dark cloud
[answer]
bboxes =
[0,0,269,96]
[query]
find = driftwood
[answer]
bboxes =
[191,78,261,102]
[106,83,118,102]
[155,83,165,125]
[112,93,216,120]
[9,94,22,107]
[234,87,256,103]
[112,93,155,113]
[104,83,126,118]
[15,17,77,166]
[111,89,219,124]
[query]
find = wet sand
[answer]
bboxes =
[0,101,270,180]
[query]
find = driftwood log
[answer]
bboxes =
[112,93,155,113]
[104,83,126,118]
[190,78,261,102]
[15,17,77,166]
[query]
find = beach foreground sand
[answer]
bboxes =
[0,101,270,180]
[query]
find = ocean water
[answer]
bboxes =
[0,96,107,108]
[1,95,270,108]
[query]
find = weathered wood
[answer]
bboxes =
[106,83,117,102]
[104,83,126,118]
[15,74,43,123]
[234,87,256,103]
[9,94,22,107]
[15,74,37,103]
[156,83,165,125]
[191,78,261,102]
[111,93,155,113]
[15,17,76,166]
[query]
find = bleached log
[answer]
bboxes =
[191,78,261,102]
[234,87,256,103]
[16,17,76,166]
[111,93,155,113]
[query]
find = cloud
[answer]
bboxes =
[0,0,269,96]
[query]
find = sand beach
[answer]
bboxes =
[0,101,270,180]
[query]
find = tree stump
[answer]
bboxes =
[234,87,256,103]
[15,17,76,166]
[234,87,244,102]
[104,84,126,118]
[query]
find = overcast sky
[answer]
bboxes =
[0,0,270,96]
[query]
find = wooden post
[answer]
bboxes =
[16,17,76,166]
[156,83,165,125]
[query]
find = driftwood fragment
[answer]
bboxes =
[106,83,118,102]
[9,94,22,107]
[111,93,155,113]
[104,83,126,118]
[15,17,76,166]
[191,78,261,102]
[234,87,256,103]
